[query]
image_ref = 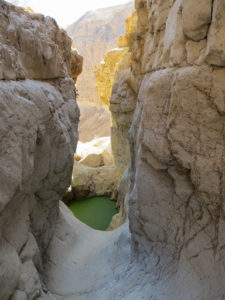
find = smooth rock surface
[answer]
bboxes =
[75,137,113,167]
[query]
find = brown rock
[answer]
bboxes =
[66,2,134,106]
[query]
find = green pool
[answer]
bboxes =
[68,196,118,231]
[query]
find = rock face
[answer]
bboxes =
[66,2,134,107]
[71,162,119,200]
[118,11,137,48]
[94,10,137,175]
[94,11,137,107]
[94,47,130,106]
[67,3,134,144]
[0,1,81,299]
[75,137,113,167]
[2,0,225,299]
[78,103,111,142]
[110,69,137,175]
[68,137,119,201]
[126,0,225,298]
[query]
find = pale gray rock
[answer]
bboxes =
[2,0,225,299]
[46,0,225,298]
[0,79,79,299]
[11,291,27,300]
[18,261,42,299]
[130,3,225,298]
[0,0,81,80]
[0,1,80,299]
[110,69,137,175]
[71,161,120,200]
[0,239,21,300]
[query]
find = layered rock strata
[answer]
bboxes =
[0,1,81,299]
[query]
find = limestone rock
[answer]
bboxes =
[110,69,137,175]
[40,1,225,299]
[66,2,134,106]
[75,137,113,167]
[94,10,137,107]
[0,1,78,80]
[78,104,111,142]
[0,1,80,299]
[94,48,131,106]
[108,169,130,231]
[181,0,212,41]
[70,49,83,82]
[126,0,225,297]
[11,291,27,300]
[205,0,225,66]
[45,202,132,300]
[118,11,137,48]
[71,161,120,200]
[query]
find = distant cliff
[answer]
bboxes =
[66,2,134,107]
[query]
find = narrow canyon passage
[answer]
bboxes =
[1,0,225,299]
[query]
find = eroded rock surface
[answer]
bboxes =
[71,161,119,201]
[110,69,137,175]
[55,0,225,299]
[127,0,225,298]
[3,0,225,299]
[63,137,119,201]
[0,1,80,299]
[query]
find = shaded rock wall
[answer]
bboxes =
[0,1,81,299]
[126,0,225,298]
[110,69,137,175]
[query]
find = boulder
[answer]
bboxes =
[71,161,120,200]
[75,137,114,167]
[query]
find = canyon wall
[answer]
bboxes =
[66,2,134,107]
[0,1,81,299]
[125,0,225,298]
[66,3,134,143]
[95,11,137,175]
